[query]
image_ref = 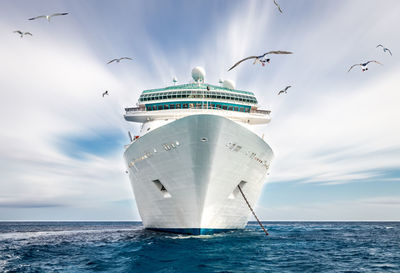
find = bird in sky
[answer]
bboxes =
[376,45,392,56]
[348,61,382,72]
[13,30,32,38]
[228,51,293,71]
[28,13,69,22]
[107,57,133,64]
[278,86,291,95]
[273,0,283,13]
[102,91,109,97]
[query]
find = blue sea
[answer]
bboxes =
[0,222,399,272]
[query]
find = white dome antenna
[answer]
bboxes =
[223,79,236,89]
[192,66,205,83]
[173,76,178,85]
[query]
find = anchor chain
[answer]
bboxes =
[237,185,269,236]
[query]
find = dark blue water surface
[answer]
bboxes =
[0,222,399,272]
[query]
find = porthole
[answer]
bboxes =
[201,137,208,142]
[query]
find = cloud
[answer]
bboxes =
[255,196,400,221]
[0,0,400,221]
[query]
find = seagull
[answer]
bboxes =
[107,57,133,64]
[13,30,32,38]
[273,0,283,13]
[376,45,392,56]
[102,90,109,97]
[228,50,293,71]
[348,61,382,72]
[28,13,69,22]
[278,86,291,95]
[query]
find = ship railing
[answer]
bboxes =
[125,106,270,115]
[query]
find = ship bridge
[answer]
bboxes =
[124,67,271,125]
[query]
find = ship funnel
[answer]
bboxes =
[191,66,205,83]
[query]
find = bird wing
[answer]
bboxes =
[28,15,46,20]
[386,48,392,56]
[121,57,132,60]
[376,44,383,48]
[228,56,258,71]
[278,90,284,95]
[273,0,283,13]
[13,30,23,34]
[285,85,292,91]
[348,64,360,72]
[263,50,293,56]
[50,13,69,18]
[366,60,383,65]
[107,59,118,64]
[24,32,33,36]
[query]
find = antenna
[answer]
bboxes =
[173,77,178,86]
[128,131,133,142]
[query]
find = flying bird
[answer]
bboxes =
[273,0,283,13]
[28,13,69,22]
[13,30,32,38]
[228,51,293,71]
[107,57,133,64]
[102,90,109,97]
[376,45,392,56]
[348,61,382,72]
[278,86,291,95]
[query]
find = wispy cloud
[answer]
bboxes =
[0,0,399,220]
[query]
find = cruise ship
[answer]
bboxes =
[123,67,273,235]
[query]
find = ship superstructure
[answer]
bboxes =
[123,67,273,235]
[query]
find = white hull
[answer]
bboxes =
[124,114,273,234]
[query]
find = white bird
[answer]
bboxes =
[278,86,291,95]
[273,0,283,13]
[102,90,109,97]
[376,45,392,56]
[13,30,32,38]
[107,57,133,64]
[348,60,382,72]
[228,51,293,71]
[28,13,69,22]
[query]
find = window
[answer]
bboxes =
[176,103,181,109]
[147,107,152,111]
[170,104,175,109]
[211,103,216,108]
[245,108,250,113]
[239,107,244,112]
[158,105,163,110]
[164,104,169,109]
[152,105,157,110]
[222,105,228,110]
[234,107,239,111]
[228,106,233,111]
[183,103,188,109]
[216,104,221,109]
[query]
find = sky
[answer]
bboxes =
[0,0,400,221]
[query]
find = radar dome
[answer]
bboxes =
[223,79,236,90]
[192,66,206,83]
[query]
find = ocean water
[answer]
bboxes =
[0,222,399,272]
